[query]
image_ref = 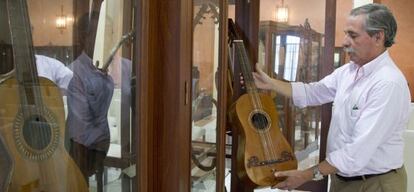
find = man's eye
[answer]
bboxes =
[344,32,357,39]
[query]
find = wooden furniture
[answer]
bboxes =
[129,0,336,190]
[0,0,340,191]
[259,20,323,160]
[189,1,226,191]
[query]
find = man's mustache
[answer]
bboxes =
[343,47,355,53]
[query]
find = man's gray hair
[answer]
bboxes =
[350,3,397,47]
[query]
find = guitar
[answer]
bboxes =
[228,19,297,187]
[0,0,88,191]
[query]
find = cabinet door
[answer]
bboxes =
[191,1,227,191]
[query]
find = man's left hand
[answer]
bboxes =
[271,169,313,191]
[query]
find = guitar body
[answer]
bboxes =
[229,93,297,186]
[0,77,88,192]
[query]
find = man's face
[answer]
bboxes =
[342,15,381,65]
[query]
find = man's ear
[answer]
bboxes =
[375,30,385,43]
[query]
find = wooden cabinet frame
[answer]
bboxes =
[133,0,336,191]
[134,0,227,191]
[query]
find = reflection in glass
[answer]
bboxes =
[191,1,220,191]
[0,0,135,191]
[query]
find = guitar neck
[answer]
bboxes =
[8,0,42,106]
[233,40,258,94]
[232,40,267,110]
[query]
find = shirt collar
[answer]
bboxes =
[349,50,389,79]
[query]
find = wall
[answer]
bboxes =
[1,0,73,46]
[381,0,414,98]
[27,0,73,46]
[335,0,353,47]
[260,0,326,34]
[353,0,373,8]
[193,5,217,94]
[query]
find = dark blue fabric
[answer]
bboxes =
[66,53,114,150]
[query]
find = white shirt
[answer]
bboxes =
[291,51,411,176]
[35,55,73,91]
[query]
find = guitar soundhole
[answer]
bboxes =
[14,106,60,161]
[251,112,269,131]
[23,115,51,150]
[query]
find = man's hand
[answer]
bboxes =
[271,169,313,191]
[252,64,276,91]
[241,63,293,97]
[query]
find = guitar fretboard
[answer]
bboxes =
[7,0,42,106]
[232,40,263,110]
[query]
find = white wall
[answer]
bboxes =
[353,0,373,8]
[408,103,414,131]
[404,130,413,192]
[404,103,414,192]
[259,0,326,34]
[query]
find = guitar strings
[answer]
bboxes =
[235,42,278,162]
[20,0,48,151]
[230,42,276,160]
[240,44,277,162]
[236,43,272,160]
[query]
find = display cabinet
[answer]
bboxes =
[334,46,346,68]
[259,19,323,164]
[0,0,340,191]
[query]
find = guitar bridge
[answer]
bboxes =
[247,151,294,168]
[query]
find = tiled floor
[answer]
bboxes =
[88,167,123,192]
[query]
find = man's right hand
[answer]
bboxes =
[252,64,276,91]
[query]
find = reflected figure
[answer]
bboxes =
[35,54,73,94]
[66,11,113,191]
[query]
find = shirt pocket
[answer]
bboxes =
[350,108,360,119]
[345,98,361,124]
[348,106,361,127]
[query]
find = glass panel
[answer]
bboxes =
[283,35,300,81]
[274,35,281,74]
[191,1,220,191]
[0,0,135,191]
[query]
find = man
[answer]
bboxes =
[66,11,113,191]
[251,4,410,191]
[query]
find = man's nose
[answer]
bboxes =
[342,34,352,47]
[342,36,350,47]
